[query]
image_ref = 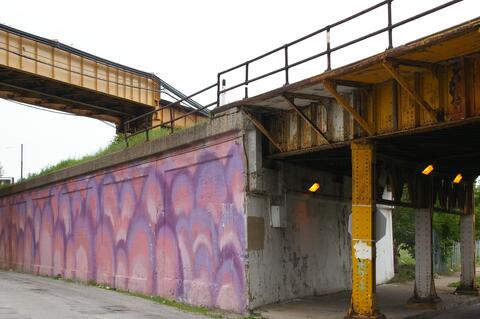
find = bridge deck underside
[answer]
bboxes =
[0,66,154,125]
[286,121,480,178]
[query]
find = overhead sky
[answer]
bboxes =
[0,0,478,180]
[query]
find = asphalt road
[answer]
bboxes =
[0,271,209,319]
[431,303,480,319]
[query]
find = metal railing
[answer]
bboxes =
[123,0,463,144]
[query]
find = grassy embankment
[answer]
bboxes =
[24,128,171,181]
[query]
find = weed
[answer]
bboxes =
[448,276,480,288]
[22,127,171,181]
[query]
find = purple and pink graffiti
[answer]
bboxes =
[0,136,247,312]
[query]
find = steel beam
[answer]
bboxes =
[347,141,385,319]
[386,57,437,71]
[382,60,440,121]
[283,92,327,102]
[323,80,375,136]
[456,181,479,295]
[242,109,283,153]
[282,95,330,144]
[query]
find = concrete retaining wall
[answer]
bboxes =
[0,110,249,312]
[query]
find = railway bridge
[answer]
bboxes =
[0,23,206,131]
[0,1,480,318]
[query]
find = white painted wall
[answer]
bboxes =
[375,203,395,284]
[246,163,353,308]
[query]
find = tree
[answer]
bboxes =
[392,184,480,270]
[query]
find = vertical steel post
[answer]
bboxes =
[387,0,393,49]
[20,143,23,181]
[124,121,129,147]
[326,27,331,71]
[456,180,479,295]
[245,63,249,99]
[284,45,289,85]
[169,106,174,134]
[408,177,440,308]
[145,117,149,141]
[216,73,221,108]
[348,141,385,319]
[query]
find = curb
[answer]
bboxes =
[404,296,480,319]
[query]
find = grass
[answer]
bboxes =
[448,276,480,288]
[23,127,171,181]
[389,249,416,283]
[39,274,262,319]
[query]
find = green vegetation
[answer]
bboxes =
[448,276,480,288]
[24,128,171,181]
[393,185,480,274]
[42,274,263,319]
[389,249,415,283]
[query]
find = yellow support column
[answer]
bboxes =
[347,141,385,319]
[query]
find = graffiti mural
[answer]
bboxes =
[0,136,247,312]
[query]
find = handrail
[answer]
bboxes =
[217,0,462,98]
[124,82,216,126]
[124,0,463,144]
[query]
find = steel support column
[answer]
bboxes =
[347,141,385,319]
[407,207,440,308]
[456,181,479,295]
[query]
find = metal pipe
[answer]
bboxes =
[125,82,216,124]
[387,0,393,49]
[217,0,389,76]
[126,101,217,141]
[284,46,289,85]
[145,117,149,141]
[326,27,331,70]
[328,0,389,29]
[245,63,249,99]
[390,0,462,30]
[169,105,174,134]
[217,73,221,107]
[20,143,23,181]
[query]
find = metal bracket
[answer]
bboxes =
[382,60,442,122]
[282,94,330,144]
[323,80,375,136]
[242,108,284,153]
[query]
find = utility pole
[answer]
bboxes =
[20,143,23,180]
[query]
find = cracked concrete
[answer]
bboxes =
[259,274,480,319]
[0,271,209,319]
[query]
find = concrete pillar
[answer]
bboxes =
[407,207,440,308]
[456,181,478,295]
[347,141,385,319]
